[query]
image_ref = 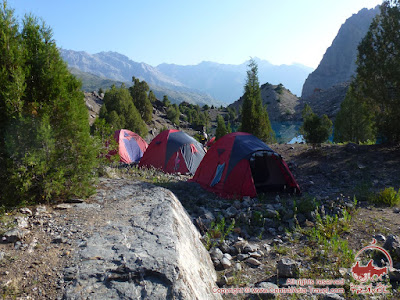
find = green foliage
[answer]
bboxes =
[370,187,400,207]
[215,115,228,140]
[100,85,147,137]
[334,85,376,143]
[275,83,284,94]
[300,104,332,145]
[355,0,400,143]
[0,5,99,205]
[166,103,180,126]
[241,59,275,143]
[148,90,156,103]
[204,217,236,249]
[129,76,152,123]
[162,95,171,107]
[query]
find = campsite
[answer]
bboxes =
[1,0,400,299]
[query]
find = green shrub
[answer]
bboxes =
[370,187,400,207]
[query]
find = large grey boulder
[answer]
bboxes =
[64,179,220,300]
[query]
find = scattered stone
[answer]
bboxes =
[35,206,47,215]
[245,257,262,267]
[19,207,32,215]
[224,206,238,218]
[394,207,400,214]
[234,263,242,272]
[52,236,65,244]
[16,216,29,229]
[237,254,249,261]
[223,253,232,260]
[374,234,386,243]
[55,204,72,210]
[210,247,224,261]
[234,240,248,253]
[389,268,400,282]
[2,228,26,243]
[249,251,262,259]
[243,243,259,253]
[221,257,232,269]
[263,244,272,253]
[0,251,5,260]
[277,258,300,278]
[323,293,345,300]
[383,235,400,257]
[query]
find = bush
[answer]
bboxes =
[300,104,332,146]
[370,187,400,207]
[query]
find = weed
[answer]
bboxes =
[370,187,400,207]
[204,217,235,250]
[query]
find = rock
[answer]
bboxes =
[224,206,238,218]
[223,253,232,260]
[263,244,272,253]
[15,216,29,229]
[210,247,224,261]
[295,213,306,224]
[19,207,32,215]
[243,243,259,253]
[237,254,249,261]
[393,207,400,214]
[255,282,279,299]
[0,251,4,260]
[277,258,300,278]
[64,182,221,300]
[322,293,345,300]
[245,257,262,267]
[264,209,279,219]
[383,235,400,257]
[55,203,72,210]
[389,268,400,282]
[234,240,248,253]
[374,234,386,243]
[35,206,47,215]
[221,257,232,269]
[2,228,26,243]
[234,263,242,272]
[249,251,262,259]
[52,236,65,244]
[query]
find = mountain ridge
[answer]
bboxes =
[60,49,312,105]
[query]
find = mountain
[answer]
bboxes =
[62,50,221,106]
[228,83,301,122]
[60,50,312,105]
[157,58,312,102]
[301,6,380,99]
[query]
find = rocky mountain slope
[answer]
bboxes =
[228,83,301,122]
[157,58,312,102]
[301,6,380,99]
[61,50,312,105]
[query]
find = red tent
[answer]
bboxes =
[139,129,205,174]
[109,129,148,164]
[191,132,300,198]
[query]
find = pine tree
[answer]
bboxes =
[355,0,400,142]
[101,85,147,137]
[241,59,275,143]
[129,76,152,123]
[334,85,376,143]
[215,115,228,140]
[1,7,99,205]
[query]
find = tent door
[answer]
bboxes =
[249,151,287,193]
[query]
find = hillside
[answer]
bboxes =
[301,6,380,99]
[228,83,301,122]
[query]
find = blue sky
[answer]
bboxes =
[8,0,382,69]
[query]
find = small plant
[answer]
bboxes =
[204,217,236,250]
[370,187,400,207]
